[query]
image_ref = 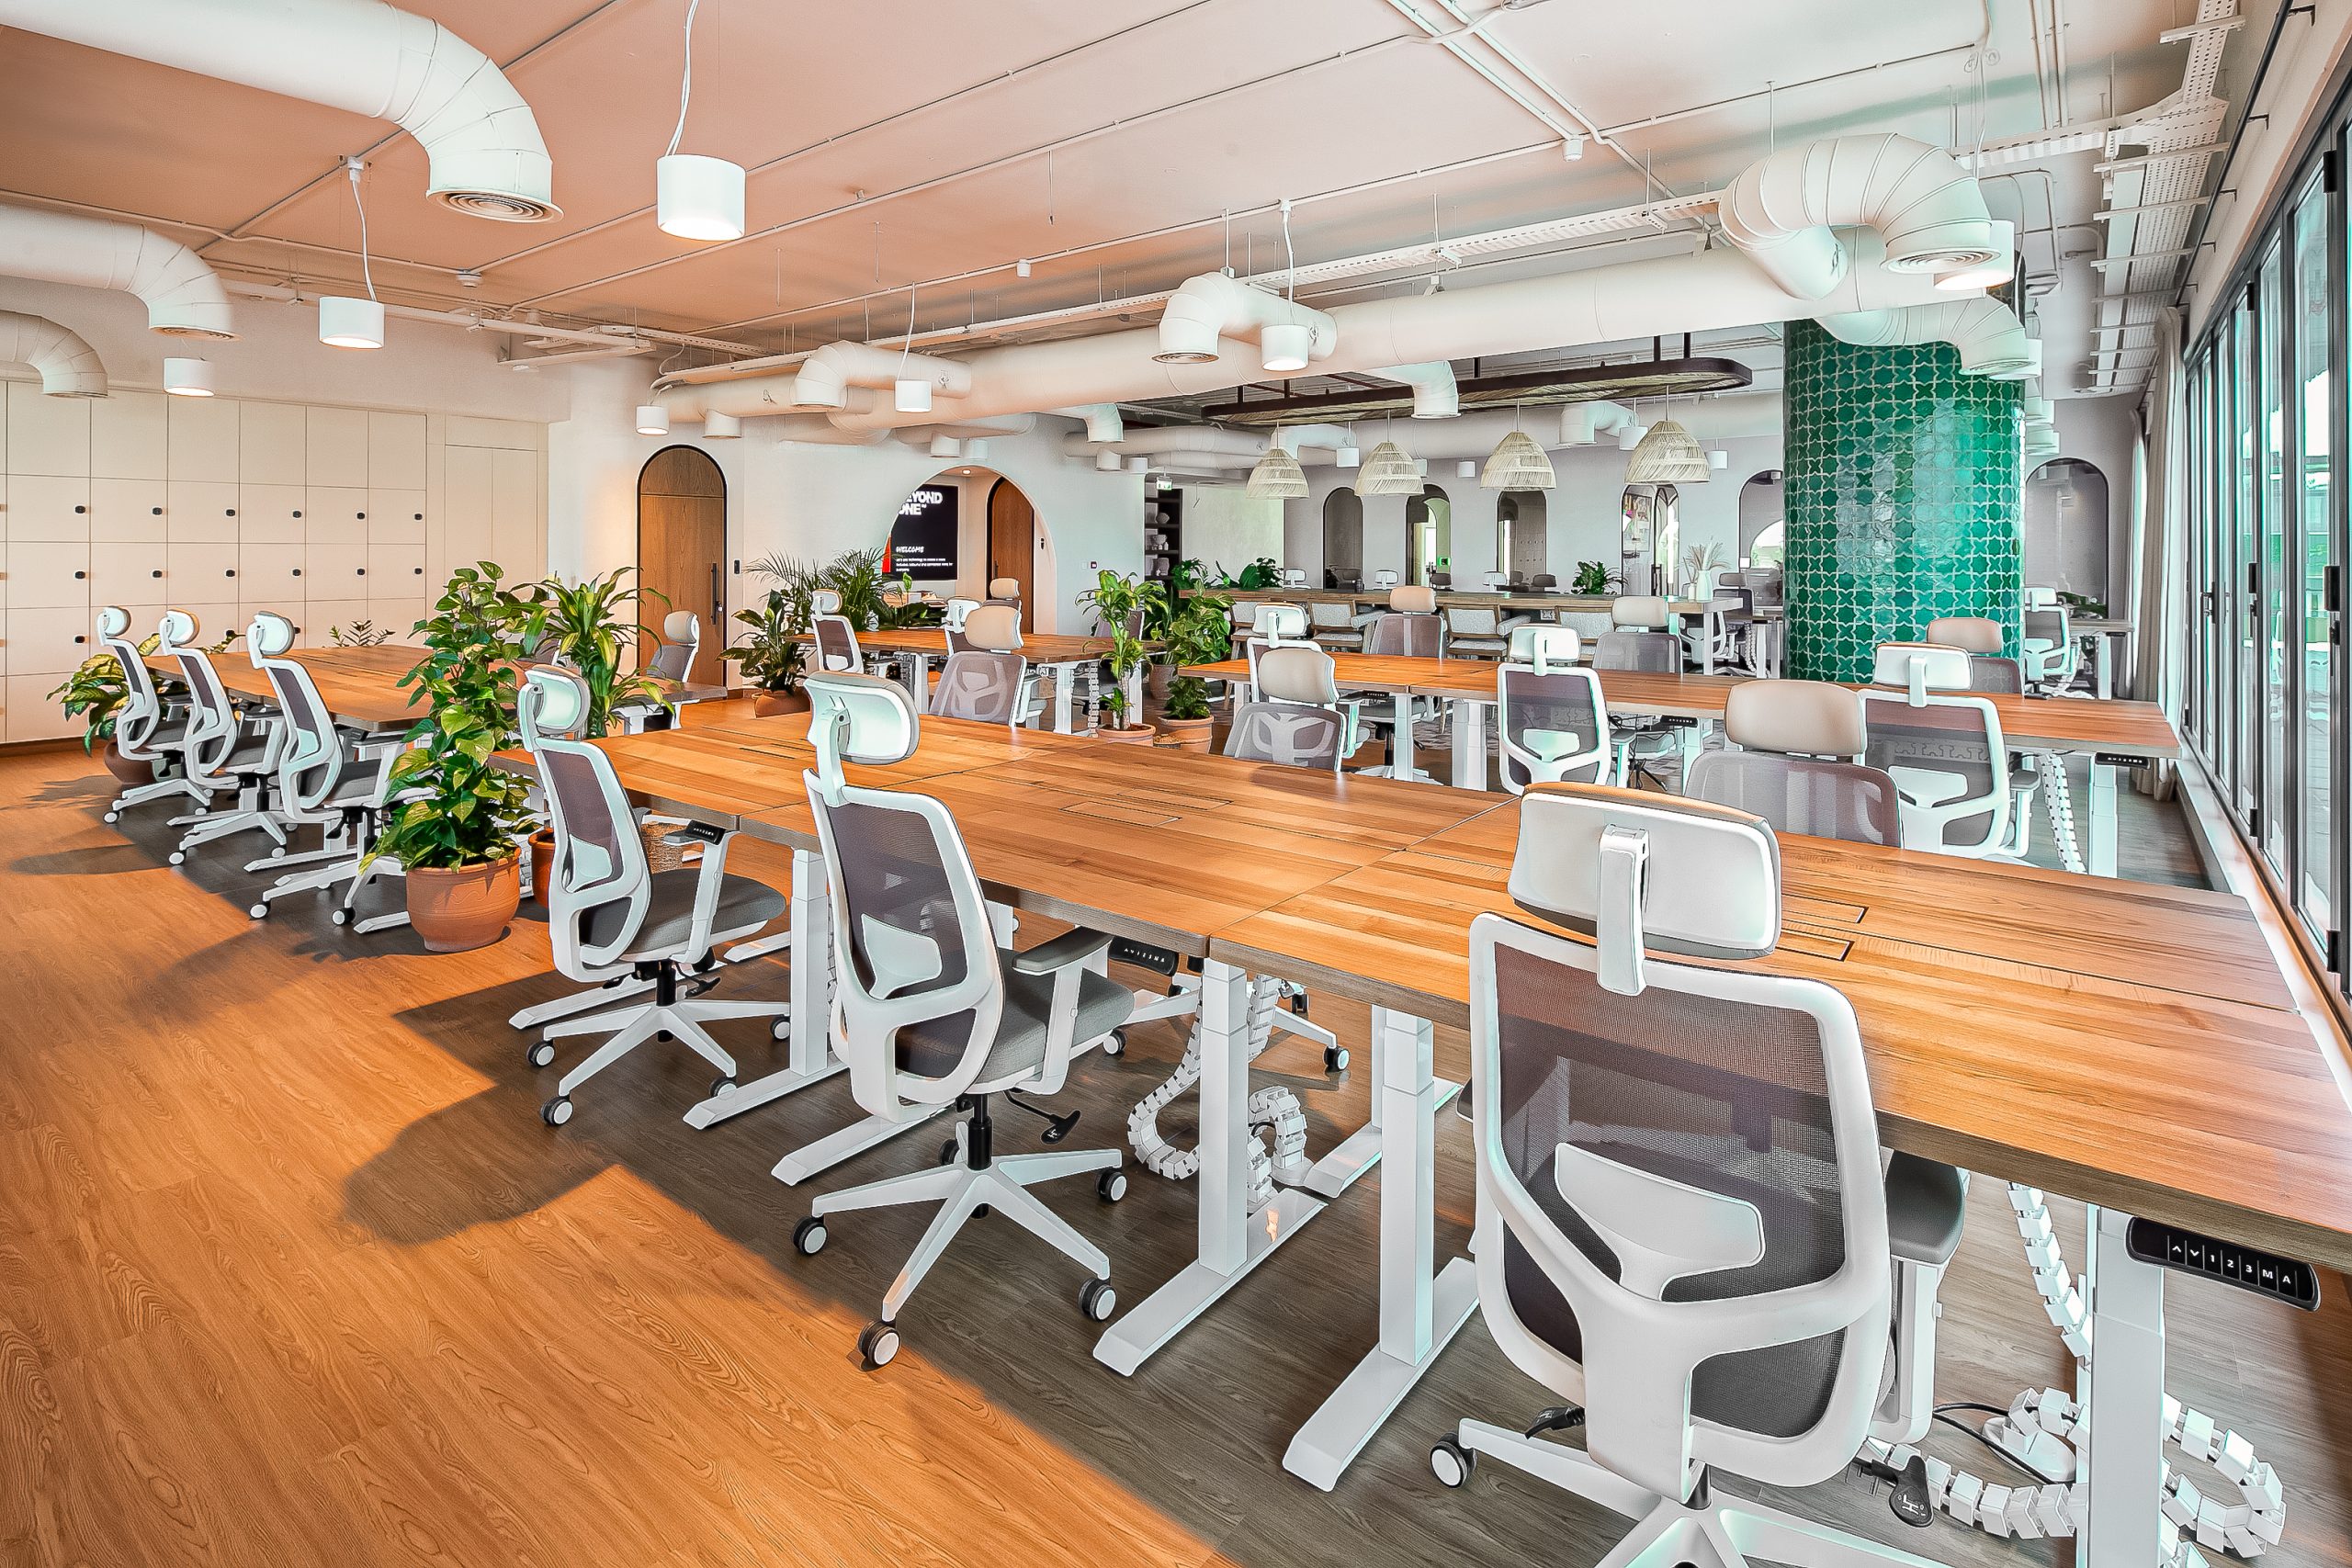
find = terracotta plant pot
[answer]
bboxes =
[752,689,811,717]
[1153,716,1214,752]
[1091,722,1159,745]
[99,740,152,785]
[528,829,557,908]
[406,854,522,953]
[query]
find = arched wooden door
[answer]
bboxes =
[987,479,1036,627]
[638,446,725,666]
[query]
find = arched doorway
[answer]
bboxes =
[2024,458,2111,604]
[987,477,1041,627]
[1497,491,1547,583]
[1408,484,1451,585]
[1322,490,1363,588]
[1738,469,1785,565]
[637,446,725,666]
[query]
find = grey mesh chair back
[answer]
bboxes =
[1711,587,1755,623]
[96,605,169,757]
[1309,600,1359,633]
[1498,665,1608,793]
[2023,606,2070,647]
[162,609,246,780]
[1532,573,1558,592]
[1860,644,2009,852]
[813,614,864,673]
[1468,784,1890,1497]
[1965,654,2025,694]
[1363,611,1443,658]
[933,650,1028,726]
[1686,680,1901,846]
[1594,629,1680,672]
[524,666,654,977]
[250,612,345,813]
[646,611,700,682]
[1225,644,1350,772]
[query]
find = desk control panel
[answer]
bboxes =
[2125,1218,2321,1310]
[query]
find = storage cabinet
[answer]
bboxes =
[90,541,169,605]
[165,479,243,543]
[240,542,306,601]
[307,408,368,487]
[305,541,370,596]
[368,488,426,544]
[5,475,91,541]
[6,382,89,476]
[238,401,307,485]
[90,391,167,479]
[5,675,80,739]
[306,486,368,545]
[238,483,307,544]
[6,604,97,675]
[368,412,427,488]
[165,394,239,482]
[6,541,92,608]
[90,478,168,543]
[169,540,243,600]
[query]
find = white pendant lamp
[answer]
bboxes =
[1261,321,1312,373]
[895,378,933,413]
[1095,450,1124,472]
[320,158,385,350]
[655,2,745,242]
[1355,440,1420,496]
[1624,418,1712,483]
[1617,422,1648,451]
[1455,459,1477,479]
[701,409,741,438]
[929,434,960,458]
[1708,449,1728,470]
[1127,455,1150,473]
[1246,443,1308,499]
[1482,429,1555,490]
[162,356,215,397]
[1336,439,1362,468]
[636,404,671,435]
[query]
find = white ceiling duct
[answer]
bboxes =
[1056,404,1125,444]
[891,415,1035,445]
[1153,273,1337,368]
[0,310,105,395]
[797,341,974,412]
[1102,400,1771,470]
[0,204,234,337]
[1815,299,2036,378]
[1717,132,1996,298]
[0,0,558,221]
[1377,361,1459,419]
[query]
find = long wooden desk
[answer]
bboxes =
[813,626,1159,733]
[1206,586,1712,615]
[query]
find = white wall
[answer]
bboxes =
[1177,485,1282,579]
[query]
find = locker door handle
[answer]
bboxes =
[74,635,85,644]
[293,510,303,518]
[74,504,85,514]
[413,567,423,574]
[151,570,163,578]
[224,570,236,578]
[293,568,302,577]
[73,570,85,580]
[151,507,162,515]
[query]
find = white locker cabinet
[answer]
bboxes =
[6,541,91,607]
[240,542,306,601]
[307,407,368,487]
[89,478,168,543]
[168,541,243,601]
[306,541,369,596]
[368,601,427,644]
[306,486,368,544]
[368,488,426,544]
[164,394,239,482]
[165,479,243,543]
[90,391,167,479]
[7,674,84,741]
[238,401,308,484]
[8,604,97,675]
[172,602,241,652]
[91,541,169,604]
[6,382,89,476]
[367,541,426,590]
[238,483,306,543]
[6,475,91,541]
[307,599,368,643]
[368,412,427,488]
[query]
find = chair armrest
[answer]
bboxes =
[1884,1154,1967,1267]
[1010,925,1115,975]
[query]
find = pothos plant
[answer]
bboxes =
[530,568,667,739]
[368,563,545,873]
[47,635,157,751]
[1078,568,1166,728]
[1159,589,1232,722]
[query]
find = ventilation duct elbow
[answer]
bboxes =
[0,204,234,338]
[1378,362,1458,419]
[1154,274,1336,367]
[0,0,557,221]
[1720,133,1996,299]
[1056,404,1125,444]
[796,342,973,412]
[1815,298,2036,378]
[0,310,106,396]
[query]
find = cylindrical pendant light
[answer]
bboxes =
[1261,321,1312,373]
[656,153,745,243]
[701,410,741,438]
[318,296,385,350]
[1336,441,1362,468]
[163,356,215,397]
[636,404,670,435]
[1454,459,1477,479]
[895,378,933,413]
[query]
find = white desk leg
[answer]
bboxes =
[1304,1009,1460,1199]
[907,651,931,715]
[1054,662,1076,734]
[2078,1207,2165,1568]
[2095,635,2115,700]
[1449,698,1488,792]
[1283,1008,1477,1490]
[1096,959,1325,1375]
[1392,691,1419,781]
[2087,757,2120,878]
[1124,662,1144,725]
[683,848,846,1129]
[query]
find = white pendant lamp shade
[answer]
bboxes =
[1482,429,1555,490]
[1936,220,2017,291]
[656,153,745,243]
[929,434,961,458]
[1096,450,1123,472]
[895,377,933,413]
[1617,422,1647,451]
[1261,321,1312,373]
[701,409,741,438]
[1707,448,1728,469]
[636,403,670,435]
[1624,418,1711,483]
[1455,459,1477,479]
[162,356,215,397]
[1355,440,1420,495]
[1246,445,1308,499]
[318,295,385,350]
[1127,455,1150,474]
[1336,442,1361,468]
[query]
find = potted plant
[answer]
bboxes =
[530,568,668,739]
[726,586,811,716]
[368,563,543,952]
[1570,559,1623,596]
[1152,590,1231,751]
[1078,569,1163,743]
[48,635,156,783]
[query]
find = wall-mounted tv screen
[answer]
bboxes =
[885,485,959,579]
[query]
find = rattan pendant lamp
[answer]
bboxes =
[1482,405,1555,489]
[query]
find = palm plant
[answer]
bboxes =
[819,547,891,629]
[1159,590,1232,722]
[531,568,667,739]
[726,588,807,693]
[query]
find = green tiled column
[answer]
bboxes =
[1781,319,2023,682]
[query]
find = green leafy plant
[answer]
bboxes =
[819,547,891,629]
[1159,590,1233,722]
[725,587,808,694]
[2058,590,2109,619]
[1238,554,1282,591]
[367,563,543,873]
[332,619,391,648]
[1570,559,1623,596]
[530,568,666,739]
[1078,568,1165,728]
[47,636,155,751]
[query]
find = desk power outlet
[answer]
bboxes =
[2125,1219,2321,1310]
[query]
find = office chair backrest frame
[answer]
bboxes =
[1225,643,1352,771]
[1686,681,1902,846]
[249,612,348,814]
[646,610,700,683]
[524,667,655,976]
[1497,664,1609,795]
[96,605,169,757]
[933,649,1030,726]
[812,614,864,673]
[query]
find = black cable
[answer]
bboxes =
[1933,1401,2013,1418]
[1930,1411,2062,1487]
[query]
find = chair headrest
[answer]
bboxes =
[521,665,593,748]
[96,604,130,638]
[805,671,920,778]
[1482,573,1510,589]
[987,577,1021,599]
[944,596,980,629]
[1611,595,1670,628]
[1257,601,1308,640]
[1724,680,1867,757]
[1372,570,1399,587]
[1511,783,1781,994]
[1871,642,1973,698]
[159,608,197,648]
[1281,568,1306,584]
[1924,615,2003,654]
[1391,585,1438,615]
[662,610,698,643]
[809,590,842,615]
[2024,585,2059,608]
[964,603,1023,651]
[1506,623,1581,670]
[1256,642,1340,705]
[248,611,296,659]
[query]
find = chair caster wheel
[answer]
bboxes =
[1079,1278,1116,1322]
[168,852,187,866]
[656,1029,673,1042]
[270,845,288,859]
[526,1041,556,1069]
[103,812,119,824]
[540,1097,573,1127]
[331,908,351,926]
[771,1017,789,1041]
[1097,1169,1126,1202]
[857,1320,899,1369]
[939,1138,960,1166]
[1101,1028,1125,1057]
[1325,1045,1350,1071]
[249,903,268,919]
[1431,1438,1475,1488]
[793,1216,828,1256]
[709,1077,735,1099]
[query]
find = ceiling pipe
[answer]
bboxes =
[1126,399,1778,469]
[892,414,1035,442]
[796,341,975,411]
[1815,298,2037,377]
[1375,361,1460,418]
[1056,403,1125,443]
[0,204,234,337]
[0,310,107,395]
[1153,274,1338,367]
[0,0,558,221]
[1717,132,1996,299]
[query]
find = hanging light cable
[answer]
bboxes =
[319,158,384,349]
[894,283,930,412]
[656,0,745,242]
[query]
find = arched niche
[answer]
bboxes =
[1496,491,1548,584]
[1738,469,1785,565]
[1322,489,1363,590]
[1408,483,1452,585]
[885,466,1049,626]
[638,446,726,665]
[2023,457,2111,604]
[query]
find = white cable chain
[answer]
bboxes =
[2034,750,2086,874]
[1127,976,1310,1207]
[1867,1186,2287,1567]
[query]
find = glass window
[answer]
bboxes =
[2293,176,2335,938]
[2261,246,2290,872]
[2234,301,2259,821]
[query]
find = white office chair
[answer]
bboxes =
[1371,569,1401,590]
[943,595,982,632]
[1860,644,2032,859]
[1481,571,1510,591]
[1686,681,1904,847]
[986,576,1023,608]
[788,671,1130,1367]
[812,612,865,673]
[1596,601,1695,785]
[522,666,790,1125]
[1241,601,1312,701]
[941,603,1046,725]
[2020,597,2077,694]
[1226,643,1365,773]
[94,605,200,822]
[159,608,291,863]
[1280,567,1309,587]
[646,610,700,683]
[1432,784,1962,1568]
[1498,626,1610,794]
[1310,595,1366,651]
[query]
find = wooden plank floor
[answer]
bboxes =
[0,739,2342,1568]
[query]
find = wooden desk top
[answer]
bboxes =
[1212,805,2352,1272]
[1205,587,1712,615]
[816,627,1155,663]
[1186,653,2181,759]
[150,644,727,730]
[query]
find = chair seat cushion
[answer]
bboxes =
[586,867,786,957]
[895,963,1133,1086]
